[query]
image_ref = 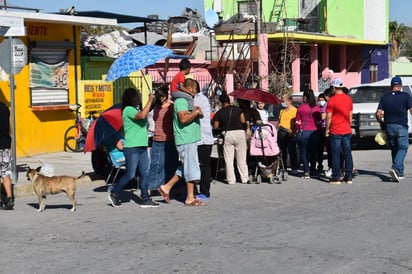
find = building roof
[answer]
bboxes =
[0,10,117,26]
[74,11,164,24]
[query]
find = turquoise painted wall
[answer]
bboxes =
[326,0,364,39]
[204,0,298,23]
[204,0,235,21]
[204,0,388,41]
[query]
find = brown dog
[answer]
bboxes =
[26,167,85,212]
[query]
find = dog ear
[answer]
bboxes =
[35,166,42,172]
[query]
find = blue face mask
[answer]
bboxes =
[281,102,287,108]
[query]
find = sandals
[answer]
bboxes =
[157,186,170,203]
[185,199,205,206]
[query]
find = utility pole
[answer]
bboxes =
[256,0,261,88]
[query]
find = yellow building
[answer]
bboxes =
[0,10,116,158]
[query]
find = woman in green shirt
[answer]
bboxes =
[108,88,157,208]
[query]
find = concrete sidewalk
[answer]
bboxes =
[11,145,222,198]
[13,151,98,197]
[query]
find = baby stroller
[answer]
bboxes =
[249,123,288,184]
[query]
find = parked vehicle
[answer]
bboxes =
[349,77,412,140]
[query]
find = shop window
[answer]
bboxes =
[238,1,257,21]
[369,64,378,82]
[29,43,73,106]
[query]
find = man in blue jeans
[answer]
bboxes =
[325,78,354,184]
[375,76,412,182]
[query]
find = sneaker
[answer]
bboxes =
[303,173,310,179]
[195,194,209,201]
[140,199,160,208]
[343,177,353,184]
[329,178,341,185]
[290,170,299,176]
[325,168,332,178]
[3,197,14,210]
[108,193,122,208]
[399,176,405,180]
[389,169,400,183]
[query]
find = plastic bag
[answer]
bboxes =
[374,129,387,146]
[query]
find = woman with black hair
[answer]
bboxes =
[108,88,156,208]
[147,85,179,192]
[213,93,249,184]
[295,89,322,179]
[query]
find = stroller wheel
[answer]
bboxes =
[282,172,288,181]
[256,175,262,184]
[270,176,279,184]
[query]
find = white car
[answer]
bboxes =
[349,77,412,140]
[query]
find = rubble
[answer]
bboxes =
[81,7,213,59]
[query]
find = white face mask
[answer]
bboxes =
[318,101,326,107]
[281,102,287,108]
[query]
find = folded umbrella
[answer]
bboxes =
[84,104,123,152]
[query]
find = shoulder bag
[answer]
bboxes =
[294,107,313,142]
[277,109,292,141]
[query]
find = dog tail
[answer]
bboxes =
[77,171,86,179]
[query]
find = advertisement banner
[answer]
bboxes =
[29,57,68,89]
[79,81,114,117]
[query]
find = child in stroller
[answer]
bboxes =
[249,123,288,184]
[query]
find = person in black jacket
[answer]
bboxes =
[213,93,249,184]
[237,99,262,179]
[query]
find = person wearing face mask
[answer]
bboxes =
[317,91,332,175]
[277,94,299,174]
[295,89,322,179]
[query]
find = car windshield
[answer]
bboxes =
[349,86,392,103]
[350,85,412,103]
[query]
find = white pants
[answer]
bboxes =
[223,130,249,184]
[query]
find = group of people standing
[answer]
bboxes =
[279,75,412,185]
[107,78,211,208]
[278,78,354,184]
[106,70,412,209]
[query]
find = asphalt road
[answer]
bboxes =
[1,148,412,274]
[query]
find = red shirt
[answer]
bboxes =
[153,103,174,142]
[170,71,185,93]
[326,93,353,135]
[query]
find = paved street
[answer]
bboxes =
[1,148,412,273]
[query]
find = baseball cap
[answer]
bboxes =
[391,76,402,86]
[330,78,343,88]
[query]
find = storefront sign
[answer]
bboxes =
[81,82,114,116]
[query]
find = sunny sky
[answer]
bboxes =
[389,0,412,26]
[7,0,204,20]
[5,0,412,27]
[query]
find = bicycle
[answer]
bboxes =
[64,104,97,152]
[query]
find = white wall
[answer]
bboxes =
[363,0,387,41]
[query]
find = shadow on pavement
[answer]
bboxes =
[26,202,83,211]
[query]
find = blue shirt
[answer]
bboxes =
[377,91,412,128]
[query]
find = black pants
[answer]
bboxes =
[278,134,298,170]
[197,144,213,197]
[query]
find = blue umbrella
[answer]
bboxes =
[105,45,188,82]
